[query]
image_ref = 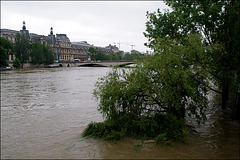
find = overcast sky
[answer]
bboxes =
[1,1,170,53]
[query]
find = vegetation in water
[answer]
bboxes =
[82,0,239,144]
[82,113,189,144]
[82,34,209,144]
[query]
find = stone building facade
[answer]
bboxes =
[0,21,114,62]
[105,44,120,53]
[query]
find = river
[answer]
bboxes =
[1,67,239,159]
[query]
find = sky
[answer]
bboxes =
[1,1,170,53]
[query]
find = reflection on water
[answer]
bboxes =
[1,67,239,159]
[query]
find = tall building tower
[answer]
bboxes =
[47,27,56,45]
[20,21,30,40]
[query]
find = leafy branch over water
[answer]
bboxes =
[82,34,210,144]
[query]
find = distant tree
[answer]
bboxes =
[131,52,144,60]
[30,42,54,65]
[88,46,97,61]
[123,52,145,61]
[95,50,110,61]
[123,53,133,60]
[30,42,43,64]
[109,53,117,60]
[14,32,30,68]
[12,58,21,69]
[42,44,54,65]
[0,47,9,67]
[0,37,13,67]
[114,52,123,60]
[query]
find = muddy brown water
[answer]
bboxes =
[1,67,239,159]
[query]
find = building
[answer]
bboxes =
[0,21,114,62]
[105,44,119,53]
[131,49,142,54]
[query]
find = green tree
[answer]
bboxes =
[144,0,240,112]
[96,51,110,60]
[0,37,13,67]
[131,51,145,60]
[88,46,97,61]
[30,42,54,65]
[30,42,43,64]
[14,32,30,68]
[123,53,133,60]
[12,58,21,69]
[114,52,123,60]
[95,34,209,123]
[42,44,54,65]
[0,46,9,67]
[82,34,209,143]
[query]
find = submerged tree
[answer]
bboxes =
[94,34,210,123]
[82,34,210,143]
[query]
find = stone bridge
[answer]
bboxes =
[56,61,134,68]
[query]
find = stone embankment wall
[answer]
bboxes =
[8,63,45,69]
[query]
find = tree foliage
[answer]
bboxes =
[123,52,145,61]
[94,34,209,124]
[82,34,210,143]
[14,33,30,68]
[12,58,21,69]
[42,44,55,65]
[88,46,97,61]
[30,42,55,65]
[0,37,13,67]
[144,0,240,110]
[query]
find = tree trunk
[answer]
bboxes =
[232,72,240,120]
[221,79,229,109]
[232,90,240,120]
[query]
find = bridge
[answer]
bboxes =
[55,61,134,68]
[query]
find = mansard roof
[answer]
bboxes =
[96,46,113,53]
[72,41,91,46]
[71,43,90,51]
[105,44,118,50]
[0,29,19,35]
[56,34,70,42]
[29,33,42,42]
[71,41,92,51]
[46,35,56,45]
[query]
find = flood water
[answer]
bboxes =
[1,67,239,159]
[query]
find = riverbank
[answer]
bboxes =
[6,62,57,69]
